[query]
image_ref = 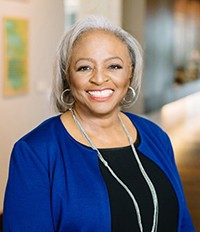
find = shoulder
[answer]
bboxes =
[19,115,61,144]
[12,115,63,157]
[124,111,171,148]
[10,115,64,169]
[123,113,177,173]
[124,111,163,133]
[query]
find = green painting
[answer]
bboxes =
[3,18,28,96]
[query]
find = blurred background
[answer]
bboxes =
[0,0,199,230]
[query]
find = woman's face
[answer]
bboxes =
[68,30,132,117]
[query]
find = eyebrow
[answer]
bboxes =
[105,56,124,63]
[75,58,94,65]
[75,56,124,65]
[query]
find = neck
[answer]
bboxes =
[70,107,131,148]
[73,105,121,130]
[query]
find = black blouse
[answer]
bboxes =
[99,138,179,232]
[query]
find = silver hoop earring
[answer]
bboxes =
[60,89,75,108]
[122,86,136,106]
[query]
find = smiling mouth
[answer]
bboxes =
[87,89,114,98]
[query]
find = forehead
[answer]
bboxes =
[73,29,126,47]
[69,29,132,67]
[70,30,131,64]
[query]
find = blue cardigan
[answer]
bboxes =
[3,112,194,232]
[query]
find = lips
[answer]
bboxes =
[88,89,113,97]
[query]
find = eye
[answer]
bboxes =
[108,64,123,70]
[76,66,91,72]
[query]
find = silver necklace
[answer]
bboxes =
[70,109,159,232]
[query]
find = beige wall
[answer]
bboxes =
[122,0,146,114]
[0,0,64,213]
[78,0,122,26]
[123,0,146,46]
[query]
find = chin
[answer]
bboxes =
[89,104,120,116]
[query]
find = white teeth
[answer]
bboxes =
[88,89,113,97]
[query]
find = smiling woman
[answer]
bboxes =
[53,15,143,113]
[68,30,132,116]
[3,15,194,232]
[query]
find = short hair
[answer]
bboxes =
[52,15,143,113]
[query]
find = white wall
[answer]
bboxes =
[0,0,64,213]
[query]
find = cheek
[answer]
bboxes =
[70,82,81,94]
[114,72,131,88]
[68,72,81,89]
[68,76,88,98]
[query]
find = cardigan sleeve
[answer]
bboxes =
[164,133,195,232]
[3,140,55,232]
[180,209,195,232]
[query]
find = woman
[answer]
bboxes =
[3,15,194,232]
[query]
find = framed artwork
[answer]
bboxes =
[3,17,29,96]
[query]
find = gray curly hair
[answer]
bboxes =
[52,15,143,113]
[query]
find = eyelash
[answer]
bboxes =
[77,66,91,71]
[108,64,123,70]
[76,64,123,72]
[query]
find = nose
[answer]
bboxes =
[89,68,109,85]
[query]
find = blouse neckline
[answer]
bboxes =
[58,114,140,150]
